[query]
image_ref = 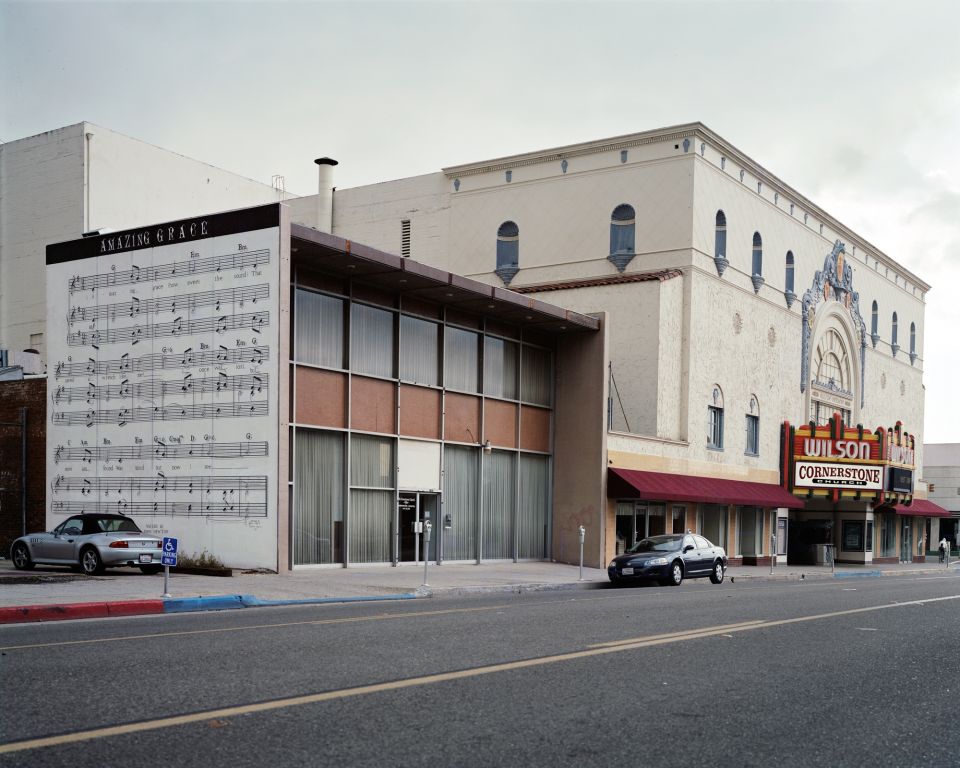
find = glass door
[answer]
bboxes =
[397,492,441,564]
[901,520,912,563]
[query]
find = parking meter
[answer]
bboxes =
[578,526,586,581]
[422,521,432,587]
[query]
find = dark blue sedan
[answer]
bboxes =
[608,533,727,586]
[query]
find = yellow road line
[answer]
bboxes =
[4,593,960,755]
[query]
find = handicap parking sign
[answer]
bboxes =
[162,536,178,567]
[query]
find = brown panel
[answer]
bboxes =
[351,376,397,434]
[520,405,551,453]
[443,392,481,443]
[401,296,442,319]
[399,384,441,439]
[295,366,346,428]
[352,282,396,308]
[485,399,518,449]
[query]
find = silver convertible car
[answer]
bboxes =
[10,514,164,575]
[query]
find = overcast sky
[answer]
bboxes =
[2,0,958,443]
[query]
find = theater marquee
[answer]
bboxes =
[781,415,916,503]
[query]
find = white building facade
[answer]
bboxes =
[288,123,938,568]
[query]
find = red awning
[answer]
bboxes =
[890,499,951,518]
[608,468,804,509]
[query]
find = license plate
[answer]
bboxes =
[139,554,153,563]
[621,567,634,575]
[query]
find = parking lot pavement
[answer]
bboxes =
[1,556,957,624]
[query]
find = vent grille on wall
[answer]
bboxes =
[401,219,411,258]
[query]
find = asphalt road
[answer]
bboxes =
[3,574,960,767]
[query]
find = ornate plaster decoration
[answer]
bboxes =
[608,253,634,273]
[733,313,743,335]
[800,240,868,408]
[721,157,726,170]
[768,327,777,347]
[871,332,880,348]
[881,372,886,389]
[700,143,706,156]
[891,343,899,358]
[900,381,906,396]
[713,254,729,277]
[910,351,917,366]
[751,274,765,293]
[739,170,745,182]
[784,289,796,308]
[495,265,519,285]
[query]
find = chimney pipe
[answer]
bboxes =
[315,157,338,233]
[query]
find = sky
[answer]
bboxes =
[2,0,959,442]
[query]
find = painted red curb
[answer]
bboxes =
[0,600,164,624]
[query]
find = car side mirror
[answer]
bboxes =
[683,545,694,553]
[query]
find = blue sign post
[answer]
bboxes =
[161,537,178,598]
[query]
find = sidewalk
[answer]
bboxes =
[1,557,958,624]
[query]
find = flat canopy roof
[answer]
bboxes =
[290,224,600,335]
[608,467,804,509]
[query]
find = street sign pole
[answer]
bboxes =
[161,536,178,598]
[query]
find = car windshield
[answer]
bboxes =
[628,535,684,553]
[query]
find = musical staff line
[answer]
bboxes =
[67,310,269,347]
[52,474,266,494]
[52,373,269,405]
[53,441,269,464]
[54,346,269,378]
[51,500,268,518]
[51,400,268,427]
[68,250,270,294]
[68,284,270,324]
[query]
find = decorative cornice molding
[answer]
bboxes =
[512,269,682,294]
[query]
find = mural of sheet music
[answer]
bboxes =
[46,204,282,570]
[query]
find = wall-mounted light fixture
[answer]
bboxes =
[483,440,492,454]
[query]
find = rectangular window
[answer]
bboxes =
[842,521,864,551]
[518,454,550,559]
[443,445,479,561]
[708,406,724,449]
[737,506,762,556]
[350,434,395,489]
[701,503,727,548]
[672,505,686,534]
[400,315,439,386]
[745,414,759,455]
[295,289,344,368]
[482,450,516,559]
[293,428,343,565]
[351,303,395,379]
[483,336,519,399]
[444,326,480,393]
[879,514,897,557]
[776,518,787,555]
[865,520,874,552]
[521,345,553,406]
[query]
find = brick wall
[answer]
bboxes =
[0,378,46,555]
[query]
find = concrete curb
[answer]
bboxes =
[0,592,421,625]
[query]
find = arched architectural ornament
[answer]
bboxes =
[800,240,868,410]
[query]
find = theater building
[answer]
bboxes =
[37,123,943,571]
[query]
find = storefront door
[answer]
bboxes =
[901,520,912,563]
[398,492,440,564]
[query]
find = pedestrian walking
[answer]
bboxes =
[939,537,948,563]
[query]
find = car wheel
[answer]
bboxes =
[139,565,162,575]
[11,542,34,571]
[80,547,104,576]
[709,560,725,584]
[667,560,683,586]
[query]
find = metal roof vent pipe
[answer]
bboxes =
[314,157,338,233]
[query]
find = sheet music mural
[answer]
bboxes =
[46,205,281,570]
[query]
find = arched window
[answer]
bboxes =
[707,386,724,450]
[495,221,519,284]
[751,232,763,276]
[609,204,635,256]
[715,211,727,259]
[870,301,879,347]
[910,322,917,364]
[745,395,760,456]
[785,251,795,293]
[891,312,899,355]
[810,328,853,426]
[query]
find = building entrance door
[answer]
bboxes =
[398,492,440,564]
[901,521,912,563]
